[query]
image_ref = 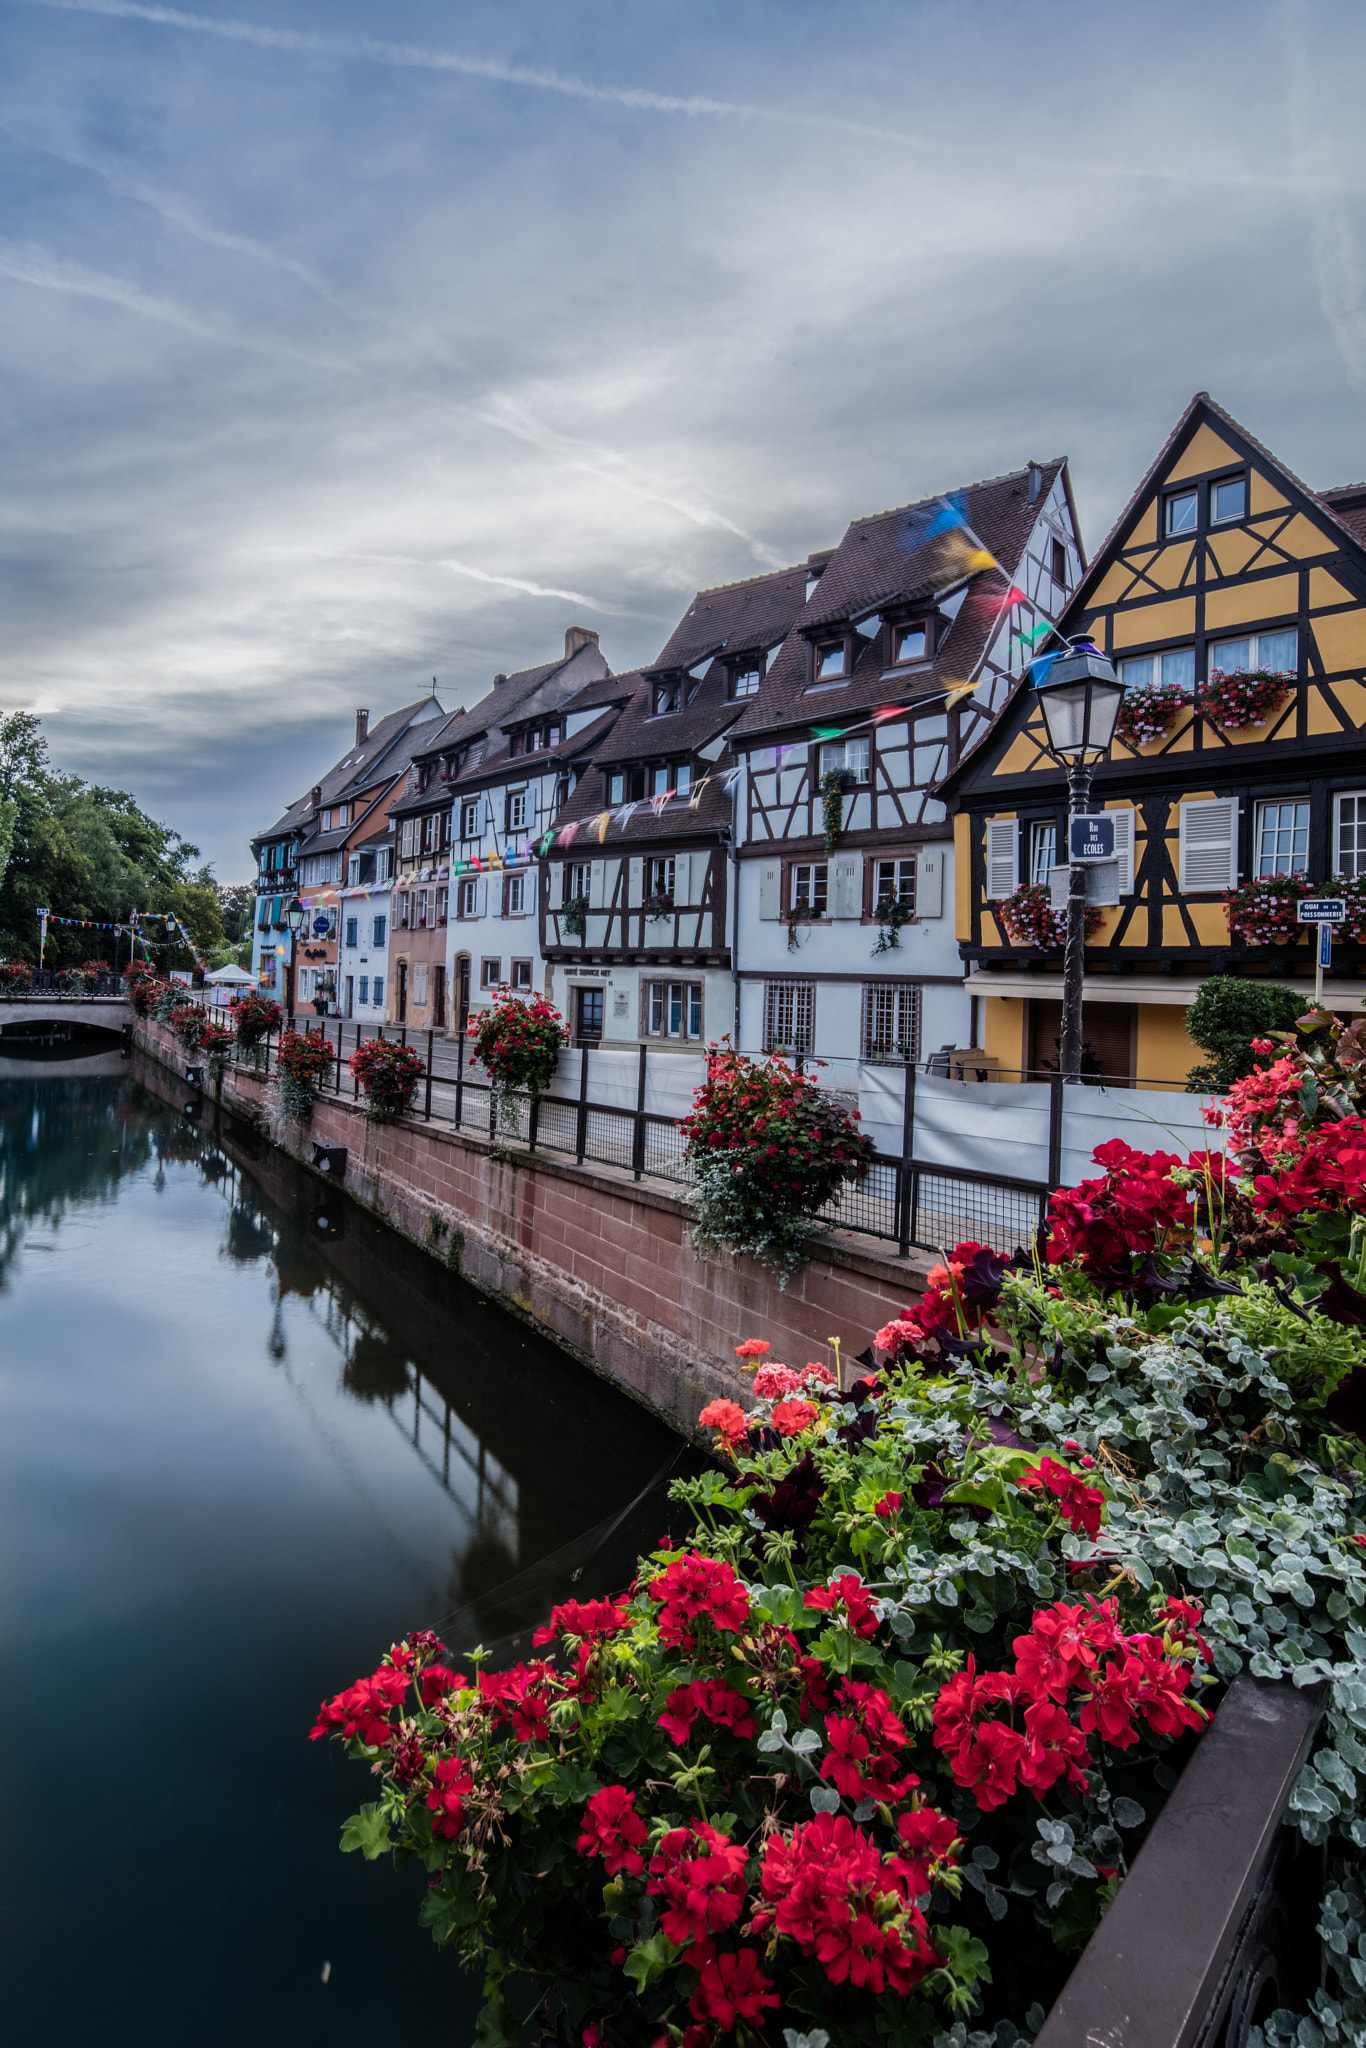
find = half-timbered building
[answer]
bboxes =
[540,567,808,1048]
[947,393,1366,1087]
[725,464,1084,1066]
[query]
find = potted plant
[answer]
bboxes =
[170,1000,206,1052]
[644,891,674,924]
[0,960,34,991]
[233,991,283,1070]
[871,892,915,955]
[1200,664,1294,731]
[350,1035,426,1121]
[1223,871,1316,946]
[312,973,336,1018]
[198,1020,235,1093]
[680,1041,877,1282]
[1115,678,1193,749]
[469,990,568,1132]
[274,1026,333,1121]
[819,766,853,854]
[996,882,1103,952]
[563,895,589,941]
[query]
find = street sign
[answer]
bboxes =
[1298,899,1346,923]
[1321,924,1333,968]
[1070,814,1115,861]
[1049,861,1120,912]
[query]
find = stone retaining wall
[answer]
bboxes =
[133,1020,931,1439]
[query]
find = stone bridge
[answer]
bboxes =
[0,995,131,1033]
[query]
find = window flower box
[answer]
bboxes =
[1115,679,1193,749]
[996,882,1103,952]
[1224,872,1316,946]
[1200,665,1294,731]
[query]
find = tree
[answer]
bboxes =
[1184,975,1303,1093]
[216,881,256,944]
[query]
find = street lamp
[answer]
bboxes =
[1030,637,1126,1086]
[285,896,305,1024]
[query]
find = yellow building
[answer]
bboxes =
[946,393,1366,1089]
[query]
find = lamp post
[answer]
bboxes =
[1031,637,1126,1086]
[285,896,305,1026]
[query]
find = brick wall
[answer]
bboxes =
[134,1019,930,1439]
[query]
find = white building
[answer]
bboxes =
[337,823,394,1024]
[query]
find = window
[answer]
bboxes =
[436,887,448,925]
[507,790,527,832]
[652,765,670,798]
[358,976,369,1006]
[732,665,761,698]
[1209,629,1298,678]
[461,800,480,840]
[891,623,928,666]
[425,813,441,852]
[652,678,682,715]
[1256,800,1310,878]
[372,975,384,1009]
[1336,794,1366,878]
[644,980,704,1039]
[862,982,922,1061]
[814,639,848,682]
[763,979,815,1053]
[1166,489,1198,535]
[1050,537,1068,585]
[647,857,675,900]
[818,737,871,783]
[511,958,532,990]
[413,963,429,1006]
[480,958,502,989]
[344,917,358,948]
[1029,822,1058,886]
[567,861,591,902]
[509,731,525,758]
[791,863,828,914]
[675,763,692,797]
[576,987,604,1040]
[321,809,331,832]
[608,771,625,804]
[553,772,570,810]
[874,857,916,911]
[1120,647,1197,693]
[372,915,386,947]
[505,874,526,916]
[1210,474,1246,524]
[545,723,562,748]
[456,880,475,918]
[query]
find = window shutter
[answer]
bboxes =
[759,861,781,919]
[1109,808,1136,895]
[832,854,863,919]
[986,817,1018,899]
[554,862,568,908]
[918,846,944,917]
[1179,797,1238,891]
[589,859,606,909]
[674,853,692,905]
[628,856,643,904]
[476,879,488,918]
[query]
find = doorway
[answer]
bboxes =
[575,986,604,1043]
[1027,999,1135,1085]
[396,961,408,1024]
[456,954,470,1031]
[433,964,447,1032]
[344,976,354,1019]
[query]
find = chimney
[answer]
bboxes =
[310,784,322,811]
[564,626,599,659]
[355,708,369,745]
[1027,462,1042,506]
[493,672,507,688]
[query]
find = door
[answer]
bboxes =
[456,954,470,1029]
[432,965,447,1032]
[1028,999,1135,1086]
[576,986,604,1042]
[345,976,354,1018]
[397,961,408,1024]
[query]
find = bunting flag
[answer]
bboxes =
[1027,651,1062,687]
[944,675,989,709]
[809,725,848,742]
[1018,617,1055,649]
[593,811,611,844]
[614,801,640,829]
[921,492,969,539]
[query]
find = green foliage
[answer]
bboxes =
[819,769,848,855]
[1185,976,1302,1092]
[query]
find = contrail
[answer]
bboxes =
[439,558,604,607]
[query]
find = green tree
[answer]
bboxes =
[1184,975,1303,1093]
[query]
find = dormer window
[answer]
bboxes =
[545,722,562,748]
[652,678,683,716]
[814,639,848,683]
[731,664,761,699]
[1210,473,1247,524]
[510,731,526,758]
[1165,489,1198,536]
[890,623,929,667]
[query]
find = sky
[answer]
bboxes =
[2,0,1366,880]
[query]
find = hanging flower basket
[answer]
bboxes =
[1115,681,1193,749]
[470,991,568,1131]
[996,883,1103,952]
[350,1035,425,1120]
[274,1027,333,1122]
[233,991,283,1069]
[1200,667,1294,731]
[1223,871,1316,946]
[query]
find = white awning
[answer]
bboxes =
[966,970,1366,1012]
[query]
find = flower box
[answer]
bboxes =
[1200,666,1294,731]
[1223,872,1316,946]
[1115,681,1193,750]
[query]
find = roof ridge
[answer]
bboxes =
[687,563,808,598]
[846,459,1067,530]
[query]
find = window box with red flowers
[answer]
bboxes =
[995,883,1103,952]
[1114,680,1193,750]
[1223,871,1316,946]
[1199,665,1294,731]
[311,1107,1366,2047]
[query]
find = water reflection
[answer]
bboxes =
[0,1074,695,2046]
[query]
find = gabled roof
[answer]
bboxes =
[729,461,1069,741]
[648,564,809,675]
[254,694,444,844]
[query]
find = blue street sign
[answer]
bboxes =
[1321,924,1333,969]
[1298,899,1346,923]
[1070,814,1115,861]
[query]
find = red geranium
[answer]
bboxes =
[804,1571,879,1638]
[650,1553,750,1649]
[577,1786,648,1876]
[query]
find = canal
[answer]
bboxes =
[0,1074,696,2045]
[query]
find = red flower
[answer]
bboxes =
[734,1338,770,1360]
[820,1680,918,1804]
[698,1399,749,1449]
[875,1492,902,1520]
[760,1811,940,1994]
[577,1785,648,1876]
[804,1571,879,1637]
[770,1398,819,1438]
[477,1661,557,1743]
[532,1597,631,1648]
[426,1756,474,1838]
[650,1554,750,1649]
[648,1822,747,1956]
[688,1949,779,2029]
[658,1679,757,1746]
[308,1664,408,1745]
[418,1663,462,1705]
[1018,1455,1106,1539]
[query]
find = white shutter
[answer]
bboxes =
[628,856,643,904]
[553,863,567,908]
[589,859,606,909]
[400,819,415,859]
[1179,798,1238,891]
[832,853,863,919]
[476,879,488,917]
[986,817,1018,899]
[759,860,781,919]
[1109,807,1136,895]
[603,858,621,906]
[917,846,944,917]
[674,853,692,905]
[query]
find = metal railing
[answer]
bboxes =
[162,1009,1054,1259]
